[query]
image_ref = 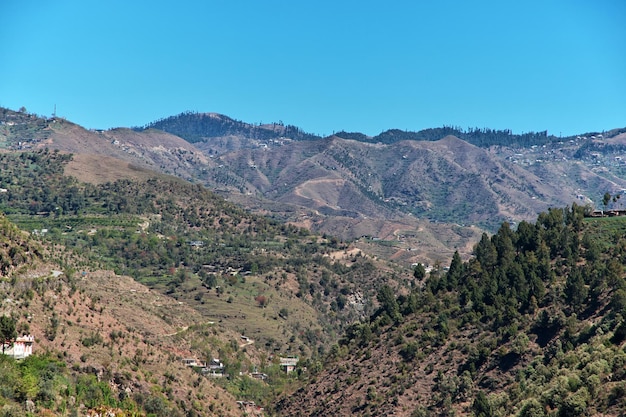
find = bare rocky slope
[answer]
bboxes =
[208,135,567,229]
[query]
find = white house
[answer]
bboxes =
[4,335,34,359]
[279,356,299,373]
[206,358,225,377]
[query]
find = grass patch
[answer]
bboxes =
[583,216,626,250]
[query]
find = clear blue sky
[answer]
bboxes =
[1,0,624,137]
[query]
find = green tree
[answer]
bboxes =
[0,315,16,354]
[447,251,463,290]
[516,221,539,253]
[399,342,419,362]
[564,268,587,312]
[413,263,426,280]
[472,391,493,417]
[559,388,589,417]
[17,368,39,401]
[613,320,626,344]
[518,398,546,417]
[611,289,626,315]
[474,233,497,272]
[582,233,600,262]
[377,284,400,321]
[492,222,515,267]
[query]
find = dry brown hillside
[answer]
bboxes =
[0,214,256,416]
[32,118,212,181]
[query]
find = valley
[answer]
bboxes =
[1,106,626,416]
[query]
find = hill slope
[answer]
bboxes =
[1,108,212,182]
[208,135,569,230]
[276,206,626,416]
[4,106,626,264]
[128,111,626,236]
[0,211,249,417]
[0,149,421,413]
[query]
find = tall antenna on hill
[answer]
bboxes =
[52,104,56,118]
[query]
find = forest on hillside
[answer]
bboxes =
[132,109,582,149]
[278,205,626,416]
[135,111,319,143]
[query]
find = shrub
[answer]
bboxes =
[399,342,419,362]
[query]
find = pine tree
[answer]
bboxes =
[565,269,587,312]
[413,263,426,280]
[447,251,463,290]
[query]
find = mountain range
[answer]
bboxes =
[2,107,626,266]
[2,106,626,416]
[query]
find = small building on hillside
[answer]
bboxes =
[206,358,225,377]
[182,358,199,367]
[182,358,207,368]
[250,372,268,380]
[279,356,299,373]
[4,335,35,359]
